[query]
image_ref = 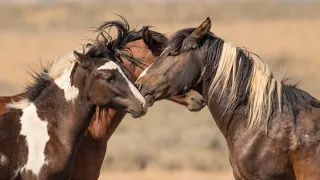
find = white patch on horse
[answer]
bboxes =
[137,63,153,80]
[98,61,147,108]
[0,153,8,165]
[54,62,79,101]
[8,51,81,109]
[19,103,49,176]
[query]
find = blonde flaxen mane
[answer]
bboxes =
[208,41,282,132]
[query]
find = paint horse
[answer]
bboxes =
[0,19,206,180]
[136,17,320,180]
[0,49,147,179]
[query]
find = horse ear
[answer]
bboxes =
[142,26,153,47]
[85,43,93,50]
[74,51,93,70]
[74,51,85,63]
[190,17,211,38]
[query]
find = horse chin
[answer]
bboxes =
[129,110,143,118]
[144,94,155,107]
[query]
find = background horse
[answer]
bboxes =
[0,18,205,180]
[136,18,320,180]
[0,48,147,179]
[0,95,24,114]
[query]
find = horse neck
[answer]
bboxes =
[204,84,247,136]
[35,64,95,151]
[199,57,248,137]
[121,40,158,79]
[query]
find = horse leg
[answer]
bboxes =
[167,90,205,111]
[70,108,126,180]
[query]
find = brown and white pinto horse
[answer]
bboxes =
[0,49,147,179]
[0,19,205,180]
[136,18,320,180]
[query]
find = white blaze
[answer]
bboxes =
[97,61,147,108]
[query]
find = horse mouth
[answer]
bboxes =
[129,110,143,118]
[144,94,155,107]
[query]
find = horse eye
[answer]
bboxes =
[104,74,113,82]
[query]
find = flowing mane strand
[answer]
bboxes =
[7,52,77,110]
[164,28,320,132]
[97,16,167,52]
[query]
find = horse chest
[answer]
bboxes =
[19,104,50,177]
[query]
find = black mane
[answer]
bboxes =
[85,16,167,79]
[25,66,53,102]
[98,17,167,51]
[88,16,167,67]
[164,27,320,122]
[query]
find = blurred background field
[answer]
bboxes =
[0,0,320,179]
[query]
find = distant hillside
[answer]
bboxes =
[0,0,319,5]
[1,1,320,32]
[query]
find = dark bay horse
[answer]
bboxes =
[0,49,147,179]
[0,19,205,180]
[136,17,320,180]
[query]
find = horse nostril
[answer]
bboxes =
[141,102,148,115]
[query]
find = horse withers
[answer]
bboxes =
[136,17,320,180]
[0,49,147,179]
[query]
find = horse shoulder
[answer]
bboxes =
[295,108,320,146]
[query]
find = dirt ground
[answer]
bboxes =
[99,170,234,180]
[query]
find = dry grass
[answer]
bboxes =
[0,1,320,176]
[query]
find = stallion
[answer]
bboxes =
[136,17,320,180]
